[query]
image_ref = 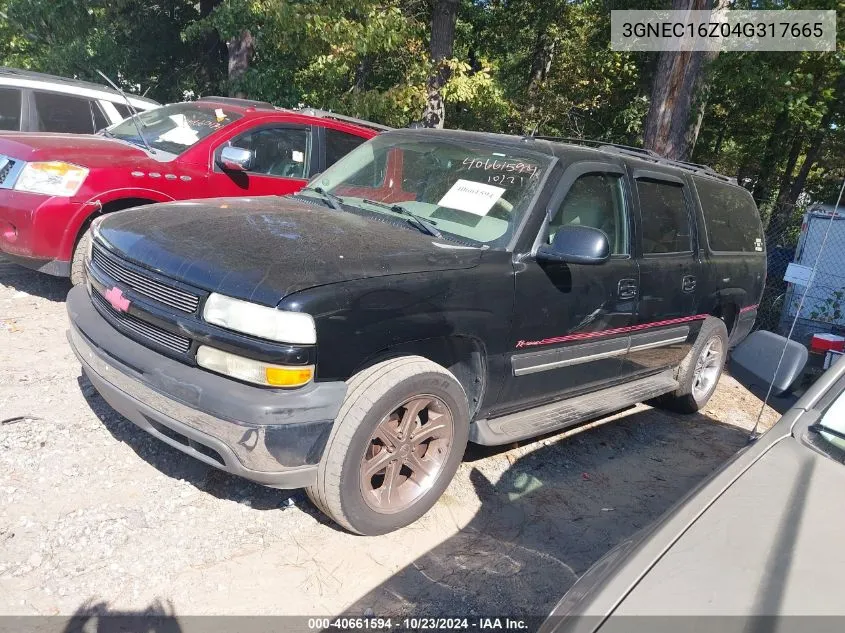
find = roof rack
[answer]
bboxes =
[526,135,735,184]
[197,96,275,110]
[295,107,392,132]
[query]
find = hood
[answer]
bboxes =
[607,434,845,617]
[97,196,483,305]
[0,132,149,168]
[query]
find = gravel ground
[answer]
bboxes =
[0,257,779,620]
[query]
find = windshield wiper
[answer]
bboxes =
[301,186,344,211]
[809,423,845,444]
[361,199,442,238]
[95,69,155,155]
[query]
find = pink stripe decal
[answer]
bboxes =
[515,313,709,349]
[739,304,759,313]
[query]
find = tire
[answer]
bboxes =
[651,317,729,414]
[70,229,92,286]
[307,356,470,535]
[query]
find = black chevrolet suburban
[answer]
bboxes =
[66,130,765,535]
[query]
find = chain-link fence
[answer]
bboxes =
[755,199,845,346]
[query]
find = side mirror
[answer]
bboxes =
[219,146,254,172]
[537,224,610,265]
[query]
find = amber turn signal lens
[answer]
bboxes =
[265,366,314,387]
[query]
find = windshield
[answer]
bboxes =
[805,377,845,464]
[106,102,243,155]
[309,134,553,246]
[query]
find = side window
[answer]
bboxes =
[693,176,763,252]
[325,128,367,169]
[637,179,691,254]
[33,91,96,133]
[548,173,628,255]
[92,102,110,131]
[113,103,133,120]
[230,126,310,178]
[0,88,22,131]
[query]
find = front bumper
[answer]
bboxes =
[66,284,346,489]
[0,189,83,274]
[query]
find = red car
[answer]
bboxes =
[0,97,386,283]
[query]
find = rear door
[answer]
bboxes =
[498,160,640,415]
[624,167,703,376]
[209,123,315,197]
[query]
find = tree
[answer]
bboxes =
[642,0,714,160]
[421,0,459,128]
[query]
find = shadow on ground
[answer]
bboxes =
[0,256,71,303]
[77,373,314,515]
[61,600,181,633]
[344,407,751,619]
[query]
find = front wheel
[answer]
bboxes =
[307,356,469,535]
[651,317,728,414]
[70,229,92,286]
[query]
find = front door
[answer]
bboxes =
[209,124,314,197]
[497,162,640,416]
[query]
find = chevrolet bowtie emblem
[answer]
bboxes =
[104,286,130,313]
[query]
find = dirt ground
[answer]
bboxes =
[0,256,779,621]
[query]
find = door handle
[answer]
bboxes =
[617,278,638,300]
[682,275,697,293]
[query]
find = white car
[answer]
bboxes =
[0,67,159,134]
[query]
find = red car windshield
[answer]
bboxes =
[106,102,243,155]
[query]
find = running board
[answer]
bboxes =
[469,369,679,446]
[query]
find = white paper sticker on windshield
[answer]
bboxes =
[292,150,304,163]
[438,179,506,216]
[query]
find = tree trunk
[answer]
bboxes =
[682,0,728,159]
[642,0,713,159]
[352,55,372,93]
[773,135,804,207]
[421,0,459,129]
[226,30,254,97]
[527,30,555,100]
[200,0,224,94]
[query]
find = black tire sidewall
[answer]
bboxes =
[337,370,469,535]
[70,229,91,286]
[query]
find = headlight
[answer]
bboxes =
[13,161,89,197]
[196,346,314,387]
[203,293,316,345]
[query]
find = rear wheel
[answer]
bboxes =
[651,317,728,414]
[307,356,469,535]
[70,229,92,286]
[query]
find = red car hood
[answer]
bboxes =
[0,132,149,168]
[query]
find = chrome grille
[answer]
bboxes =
[91,242,200,313]
[92,290,191,354]
[0,157,15,186]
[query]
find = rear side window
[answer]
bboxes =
[0,87,22,131]
[34,91,96,133]
[92,103,110,131]
[637,179,692,254]
[113,103,133,120]
[325,129,367,169]
[694,176,763,252]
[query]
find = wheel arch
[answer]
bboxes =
[61,189,173,260]
[701,288,749,337]
[353,336,488,419]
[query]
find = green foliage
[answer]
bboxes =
[1,0,842,208]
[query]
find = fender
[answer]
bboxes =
[58,188,175,260]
